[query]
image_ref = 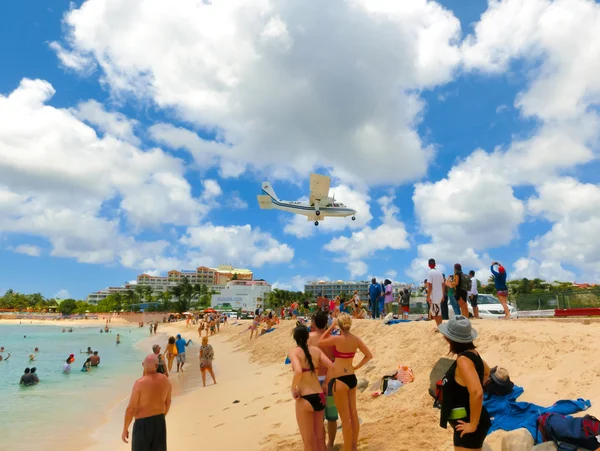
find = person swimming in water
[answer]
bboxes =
[289,324,333,451]
[81,358,92,372]
[0,353,11,362]
[81,347,93,354]
[319,313,373,451]
[116,334,121,345]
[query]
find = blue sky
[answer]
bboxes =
[1,0,599,300]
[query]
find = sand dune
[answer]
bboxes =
[84,318,600,450]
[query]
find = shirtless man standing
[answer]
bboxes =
[122,354,172,450]
[308,310,338,451]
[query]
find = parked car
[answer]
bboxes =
[468,294,518,319]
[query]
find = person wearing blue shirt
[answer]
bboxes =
[368,278,382,319]
[175,334,189,372]
[490,262,511,319]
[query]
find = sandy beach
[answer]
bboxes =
[73,317,600,451]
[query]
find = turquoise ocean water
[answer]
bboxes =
[0,324,154,451]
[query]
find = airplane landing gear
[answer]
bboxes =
[314,221,319,226]
[315,210,320,216]
[351,216,356,221]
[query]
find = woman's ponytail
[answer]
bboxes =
[293,325,315,373]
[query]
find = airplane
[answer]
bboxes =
[257,173,357,226]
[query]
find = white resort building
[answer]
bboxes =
[211,280,271,314]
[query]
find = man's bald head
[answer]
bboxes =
[142,354,159,372]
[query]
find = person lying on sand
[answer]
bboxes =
[289,324,333,451]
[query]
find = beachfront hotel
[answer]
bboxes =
[87,265,253,304]
[137,264,253,288]
[304,280,413,302]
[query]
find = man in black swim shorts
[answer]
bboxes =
[122,354,172,451]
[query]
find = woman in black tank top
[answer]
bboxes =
[438,316,491,450]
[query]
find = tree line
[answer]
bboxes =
[0,277,218,314]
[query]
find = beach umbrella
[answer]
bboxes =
[182,311,192,315]
[203,308,217,313]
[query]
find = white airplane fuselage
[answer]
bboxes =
[270,199,356,218]
[258,179,357,225]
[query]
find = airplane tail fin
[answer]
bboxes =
[257,195,274,210]
[261,182,279,201]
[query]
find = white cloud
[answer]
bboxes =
[407,0,600,283]
[55,289,70,300]
[180,223,294,268]
[0,79,208,266]
[526,178,600,277]
[201,179,223,200]
[283,184,372,238]
[412,161,525,254]
[272,275,313,292]
[12,244,42,257]
[511,257,575,282]
[49,42,95,73]
[385,269,398,280]
[324,195,409,276]
[54,0,464,185]
[227,193,248,210]
[348,260,368,278]
[71,99,140,145]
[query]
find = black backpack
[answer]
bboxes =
[459,273,472,292]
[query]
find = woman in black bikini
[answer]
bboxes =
[289,324,333,451]
[319,313,373,451]
[438,316,491,451]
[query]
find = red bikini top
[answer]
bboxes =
[333,347,355,359]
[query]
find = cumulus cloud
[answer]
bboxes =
[526,178,600,276]
[325,195,409,276]
[53,0,464,185]
[511,257,575,282]
[180,223,294,268]
[71,99,140,145]
[0,79,213,268]
[406,0,600,282]
[12,244,42,257]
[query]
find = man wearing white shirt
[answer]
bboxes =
[468,270,480,319]
[426,258,444,327]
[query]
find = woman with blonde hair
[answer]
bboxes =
[164,336,178,372]
[199,336,217,387]
[319,313,373,451]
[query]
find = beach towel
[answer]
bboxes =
[385,319,412,325]
[484,385,591,438]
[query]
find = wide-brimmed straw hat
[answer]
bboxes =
[438,316,478,343]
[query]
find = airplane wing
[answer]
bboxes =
[309,173,331,205]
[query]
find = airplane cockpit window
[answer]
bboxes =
[326,203,333,207]
[333,203,339,207]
